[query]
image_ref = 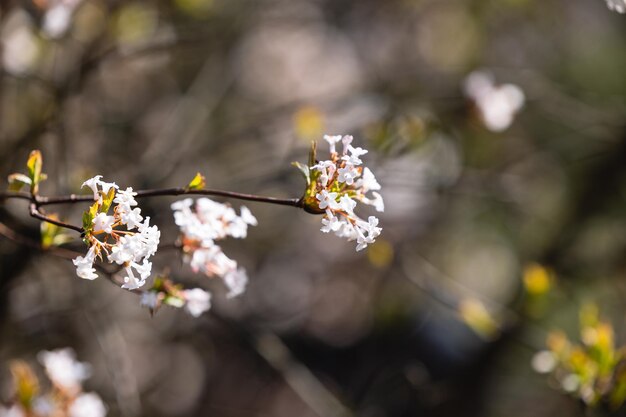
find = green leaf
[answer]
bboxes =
[7,173,31,192]
[26,150,43,193]
[41,214,73,249]
[52,234,74,247]
[100,187,116,214]
[164,295,185,308]
[82,201,99,233]
[187,172,206,190]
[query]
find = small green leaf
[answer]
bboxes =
[52,234,74,247]
[82,201,99,233]
[164,295,185,308]
[26,150,43,193]
[41,214,73,249]
[7,173,31,192]
[187,172,206,190]
[100,187,116,214]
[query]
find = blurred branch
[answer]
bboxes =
[254,331,353,417]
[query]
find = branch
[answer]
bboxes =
[0,187,304,234]
[1,188,303,208]
[29,203,83,234]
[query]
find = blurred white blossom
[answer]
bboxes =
[68,393,107,417]
[463,70,525,132]
[42,0,85,39]
[606,0,626,12]
[0,405,25,417]
[172,198,256,297]
[38,348,91,394]
[2,15,40,75]
[184,288,212,317]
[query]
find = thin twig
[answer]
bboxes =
[29,202,83,233]
[0,188,302,208]
[0,187,304,233]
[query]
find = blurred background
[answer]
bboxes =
[0,0,625,416]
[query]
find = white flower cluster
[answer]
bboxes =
[72,176,160,290]
[311,135,383,251]
[171,198,257,298]
[38,348,91,394]
[183,288,212,317]
[606,0,626,12]
[36,348,107,417]
[463,70,525,132]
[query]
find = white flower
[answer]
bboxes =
[463,70,525,132]
[342,145,368,165]
[140,291,160,309]
[77,178,159,289]
[362,191,385,213]
[113,187,138,208]
[309,135,383,251]
[240,206,258,226]
[0,405,25,417]
[356,167,381,192]
[320,212,342,233]
[531,350,557,374]
[68,393,107,417]
[119,207,143,230]
[81,175,103,201]
[184,288,212,317]
[172,198,256,245]
[323,134,342,154]
[171,198,194,212]
[33,397,54,416]
[172,199,256,299]
[42,0,84,39]
[99,181,118,196]
[354,216,381,251]
[312,160,337,187]
[606,0,626,13]
[81,176,118,202]
[341,135,354,154]
[72,246,98,280]
[223,268,248,298]
[315,190,339,210]
[190,245,237,277]
[337,163,360,185]
[108,218,159,269]
[92,213,115,234]
[38,348,91,393]
[339,195,357,214]
[120,260,152,290]
[3,23,39,76]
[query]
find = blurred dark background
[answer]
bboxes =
[0,0,625,416]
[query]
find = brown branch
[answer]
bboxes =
[1,188,303,208]
[0,191,31,202]
[1,186,305,235]
[29,202,83,233]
